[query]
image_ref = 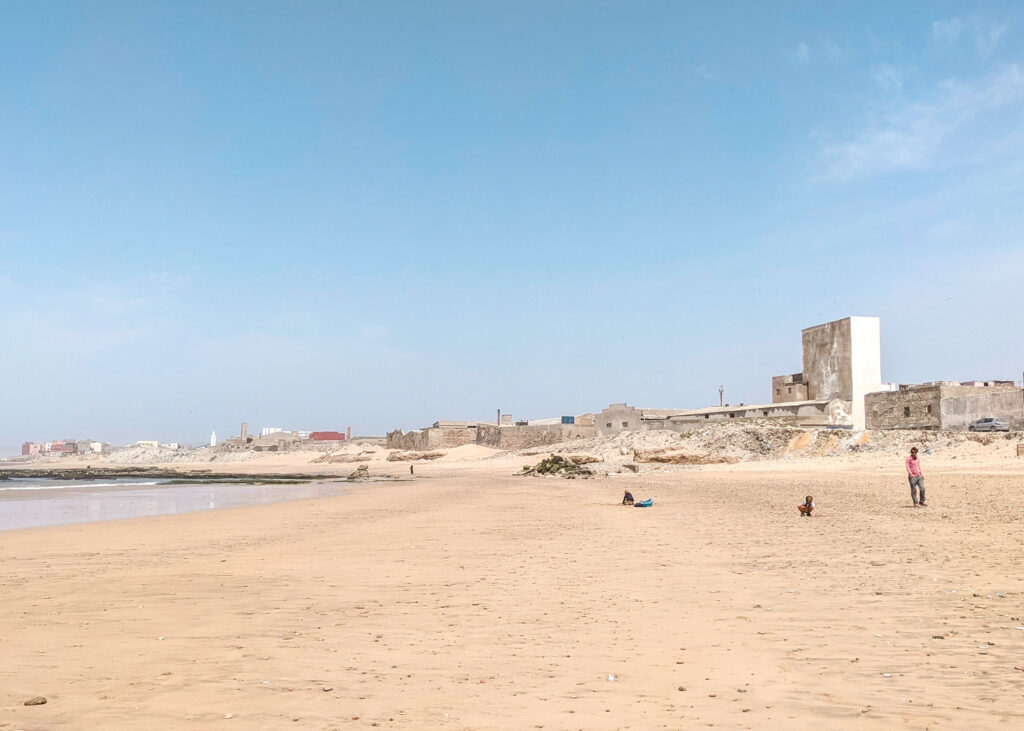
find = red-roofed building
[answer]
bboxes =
[310,431,346,441]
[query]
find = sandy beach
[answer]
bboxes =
[3,446,1024,730]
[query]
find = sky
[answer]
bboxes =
[1,1,1022,450]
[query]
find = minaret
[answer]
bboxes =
[210,430,217,447]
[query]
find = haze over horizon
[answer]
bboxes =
[2,1,1022,449]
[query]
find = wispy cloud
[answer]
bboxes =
[695,63,715,80]
[932,17,963,44]
[871,63,906,92]
[795,41,809,64]
[978,22,1009,59]
[819,65,1024,182]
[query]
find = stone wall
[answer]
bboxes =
[865,386,942,430]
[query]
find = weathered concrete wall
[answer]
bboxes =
[801,316,881,430]
[865,385,1024,430]
[802,318,852,403]
[597,403,643,436]
[940,386,1024,430]
[477,424,596,449]
[771,374,808,403]
[865,386,942,430]
[388,424,597,450]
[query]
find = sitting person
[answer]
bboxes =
[798,495,815,517]
[622,490,635,506]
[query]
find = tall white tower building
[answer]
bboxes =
[210,430,217,447]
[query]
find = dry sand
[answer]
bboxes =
[3,448,1024,729]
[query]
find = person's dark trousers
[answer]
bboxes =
[909,475,925,504]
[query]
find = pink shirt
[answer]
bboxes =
[906,456,922,477]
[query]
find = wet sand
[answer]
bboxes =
[0,479,349,532]
[2,461,1024,729]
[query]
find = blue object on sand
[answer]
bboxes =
[634,499,653,508]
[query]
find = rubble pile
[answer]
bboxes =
[523,423,1021,471]
[520,455,594,479]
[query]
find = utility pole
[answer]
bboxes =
[719,385,724,407]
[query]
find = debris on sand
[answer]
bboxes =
[519,455,594,479]
[24,696,47,706]
[386,450,445,462]
[347,464,370,480]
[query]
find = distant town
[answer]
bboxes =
[14,316,1023,461]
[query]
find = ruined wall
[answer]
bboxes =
[386,429,433,450]
[476,424,596,449]
[939,386,1024,430]
[389,424,596,450]
[865,386,942,430]
[596,403,643,436]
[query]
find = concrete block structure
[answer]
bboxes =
[866,382,1024,430]
[799,316,882,430]
[771,374,808,403]
[598,316,882,436]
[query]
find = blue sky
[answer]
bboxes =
[1,1,1022,449]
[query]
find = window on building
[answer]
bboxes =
[763,410,769,416]
[787,387,792,394]
[621,421,628,428]
[729,413,735,418]
[775,388,780,395]
[903,407,910,417]
[704,414,709,419]
[926,405,932,414]
[605,423,612,428]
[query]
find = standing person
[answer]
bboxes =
[907,447,927,507]
[410,464,414,476]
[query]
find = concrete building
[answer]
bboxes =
[261,427,283,437]
[596,399,850,436]
[311,431,346,441]
[865,382,1024,431]
[797,316,882,431]
[771,373,808,403]
[598,315,882,436]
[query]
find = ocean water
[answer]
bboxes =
[0,477,346,532]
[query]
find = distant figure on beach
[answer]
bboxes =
[907,447,926,506]
[798,495,815,516]
[410,464,414,476]
[622,490,634,506]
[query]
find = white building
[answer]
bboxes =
[210,431,217,447]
